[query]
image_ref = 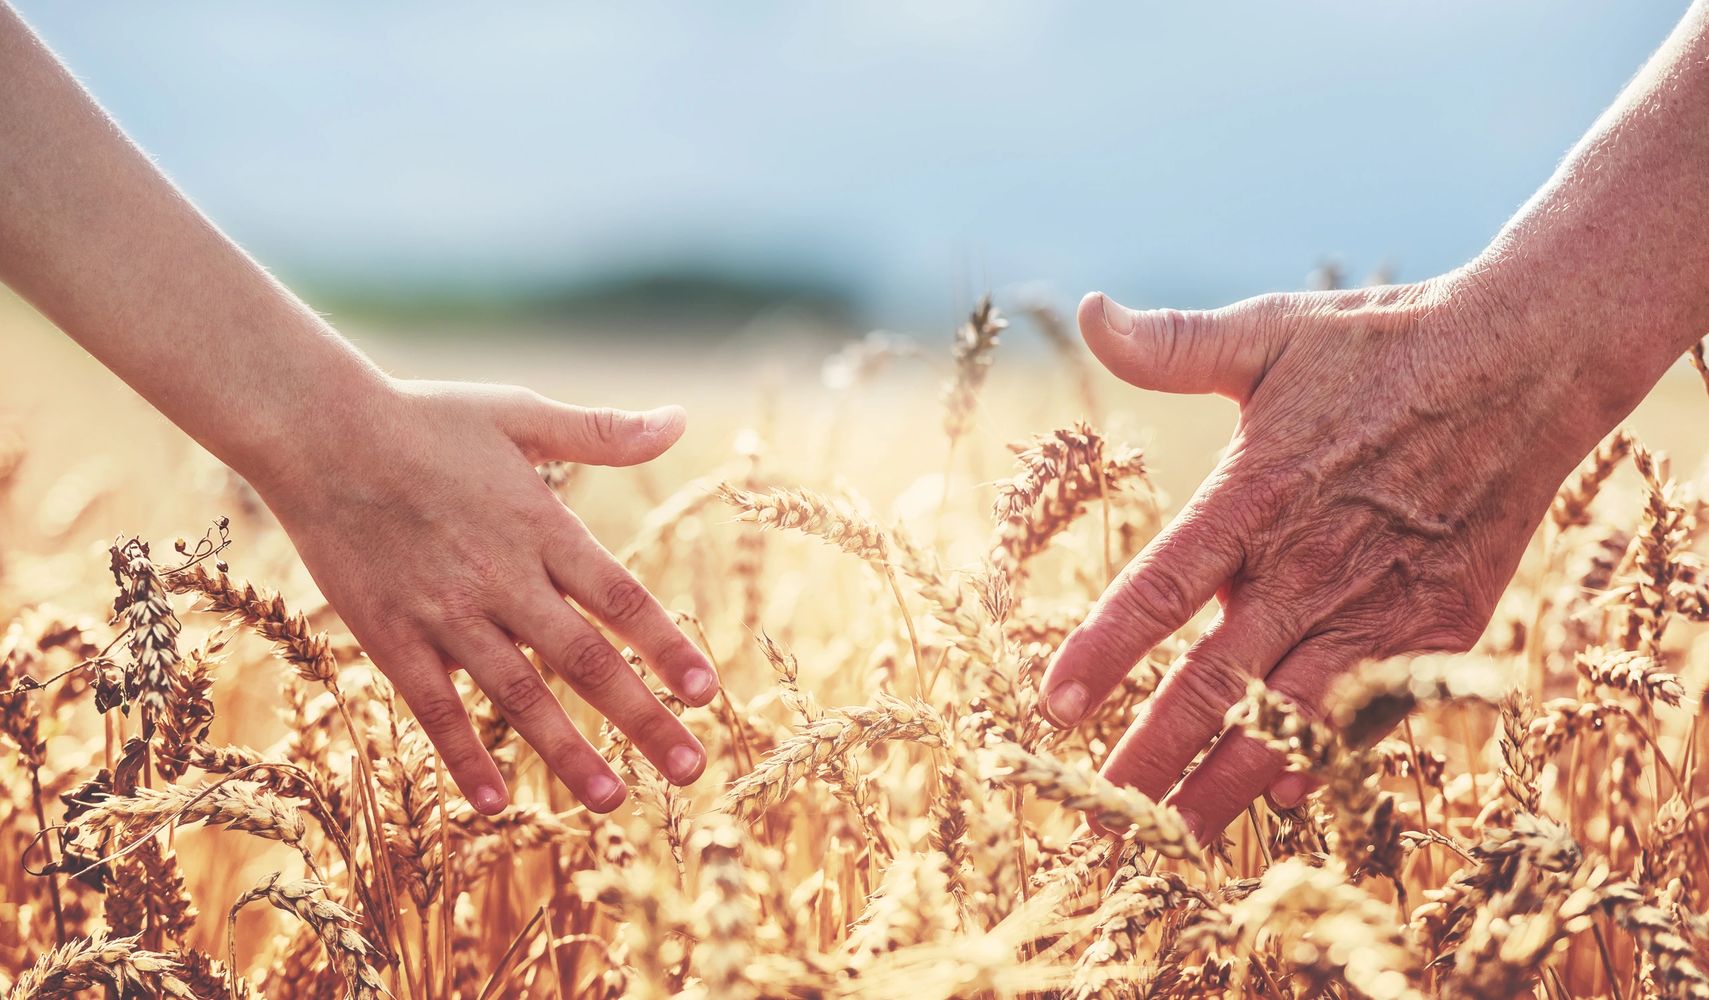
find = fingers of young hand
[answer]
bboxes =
[442,623,626,812]
[1095,601,1299,807]
[544,524,718,706]
[1162,639,1348,842]
[500,388,687,467]
[382,644,509,815]
[1042,509,1241,729]
[507,588,707,786]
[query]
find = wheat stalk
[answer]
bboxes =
[941,295,1006,447]
[227,873,387,1000]
[6,285,1709,1000]
[4,933,194,1000]
[993,743,1199,861]
[165,563,337,685]
[69,778,308,848]
[719,483,926,692]
[108,537,184,721]
[719,694,948,821]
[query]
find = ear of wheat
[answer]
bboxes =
[941,295,1006,446]
[2,289,1707,999]
[228,874,387,1000]
[5,933,194,1000]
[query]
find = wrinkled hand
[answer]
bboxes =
[255,379,717,815]
[1040,272,1628,841]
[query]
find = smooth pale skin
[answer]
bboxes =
[0,4,720,816]
[1042,0,1709,842]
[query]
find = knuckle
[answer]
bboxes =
[1257,673,1327,722]
[1170,653,1252,732]
[1152,308,1191,368]
[462,549,508,597]
[433,598,488,640]
[1111,568,1198,638]
[516,499,565,536]
[1418,616,1485,654]
[359,608,418,651]
[492,670,552,716]
[598,576,651,624]
[1210,455,1298,533]
[556,632,624,689]
[1229,466,1301,526]
[1238,291,1289,324]
[1389,584,1490,655]
[586,406,624,445]
[539,736,603,787]
[502,385,545,411]
[1285,535,1357,594]
[412,696,467,736]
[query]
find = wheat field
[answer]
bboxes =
[1,290,1708,1000]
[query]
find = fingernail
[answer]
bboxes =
[642,405,685,434]
[1176,806,1207,845]
[665,744,704,784]
[683,666,718,704]
[1270,773,1310,810]
[1045,681,1090,728]
[587,773,625,810]
[472,785,507,814]
[1099,293,1137,335]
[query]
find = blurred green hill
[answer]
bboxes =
[303,262,861,337]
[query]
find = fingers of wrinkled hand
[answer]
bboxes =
[1166,733,1286,843]
[1041,504,1241,729]
[1265,770,1318,811]
[1162,638,1348,842]
[1095,602,1299,799]
[381,643,509,815]
[1077,291,1275,401]
[498,387,686,467]
[544,522,718,707]
[506,587,706,786]
[439,621,626,812]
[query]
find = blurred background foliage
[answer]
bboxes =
[12,1,1690,339]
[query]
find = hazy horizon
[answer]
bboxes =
[16,3,1689,325]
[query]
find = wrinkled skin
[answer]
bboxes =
[257,380,719,816]
[1039,268,1639,842]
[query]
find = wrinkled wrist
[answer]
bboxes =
[1437,249,1674,455]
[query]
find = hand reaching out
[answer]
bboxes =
[1038,271,1657,842]
[256,380,718,816]
[1028,0,1709,842]
[6,0,1709,846]
[0,0,727,820]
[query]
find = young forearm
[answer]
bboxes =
[0,3,721,814]
[0,3,385,486]
[1477,0,1709,413]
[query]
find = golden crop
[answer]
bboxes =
[0,295,1707,999]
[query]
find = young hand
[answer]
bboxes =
[253,379,718,815]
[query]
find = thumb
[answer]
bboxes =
[1078,291,1276,402]
[507,395,688,467]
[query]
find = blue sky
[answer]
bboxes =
[15,3,1691,321]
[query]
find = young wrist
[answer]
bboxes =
[220,337,400,505]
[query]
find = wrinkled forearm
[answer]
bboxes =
[0,3,389,488]
[1473,0,1709,424]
